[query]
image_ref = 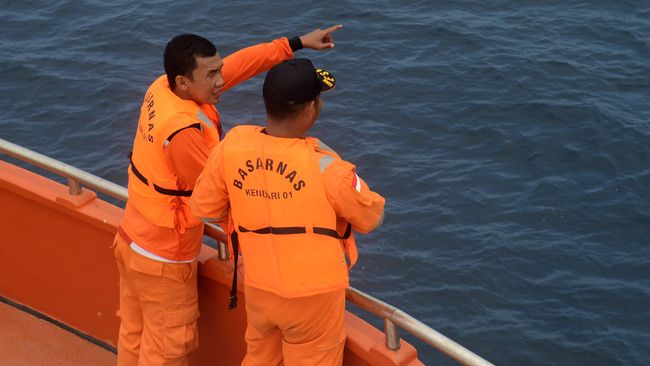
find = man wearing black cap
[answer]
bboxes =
[191,58,385,365]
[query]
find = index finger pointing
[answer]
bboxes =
[322,24,343,35]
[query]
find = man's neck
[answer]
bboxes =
[172,88,191,101]
[265,118,308,139]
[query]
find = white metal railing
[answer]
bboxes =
[0,137,494,366]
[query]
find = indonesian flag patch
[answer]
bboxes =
[352,172,362,192]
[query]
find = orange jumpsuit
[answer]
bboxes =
[115,39,294,366]
[191,126,385,365]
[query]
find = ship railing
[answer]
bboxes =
[0,138,495,366]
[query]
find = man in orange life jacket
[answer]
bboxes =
[112,27,343,366]
[190,59,386,365]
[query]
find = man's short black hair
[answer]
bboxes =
[164,34,217,90]
[264,98,315,121]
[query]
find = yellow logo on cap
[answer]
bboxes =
[316,68,335,88]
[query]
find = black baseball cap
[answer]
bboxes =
[263,58,336,104]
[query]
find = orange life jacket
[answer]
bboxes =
[128,75,221,232]
[222,125,358,298]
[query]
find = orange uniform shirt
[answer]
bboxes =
[120,38,294,261]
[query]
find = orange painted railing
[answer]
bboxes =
[0,138,495,366]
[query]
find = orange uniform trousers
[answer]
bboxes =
[113,233,199,366]
[242,285,346,366]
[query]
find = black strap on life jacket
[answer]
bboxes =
[128,152,149,185]
[166,123,202,143]
[314,224,352,240]
[226,223,352,309]
[238,226,305,235]
[128,152,193,197]
[238,223,352,239]
[228,231,240,310]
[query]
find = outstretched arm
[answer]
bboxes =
[221,24,344,92]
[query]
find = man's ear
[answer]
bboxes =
[306,100,319,128]
[175,75,190,91]
[302,100,316,118]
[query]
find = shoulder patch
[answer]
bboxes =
[352,173,362,192]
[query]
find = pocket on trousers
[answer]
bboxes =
[161,261,195,283]
[128,253,164,277]
[162,306,200,359]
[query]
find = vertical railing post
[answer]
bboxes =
[384,318,401,350]
[68,178,82,195]
[218,241,230,261]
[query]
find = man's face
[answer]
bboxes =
[186,54,224,105]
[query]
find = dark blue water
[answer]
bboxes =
[2,1,649,365]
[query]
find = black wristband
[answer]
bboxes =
[289,36,303,52]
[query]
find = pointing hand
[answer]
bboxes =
[300,25,343,50]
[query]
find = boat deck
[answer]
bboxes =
[0,300,115,366]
